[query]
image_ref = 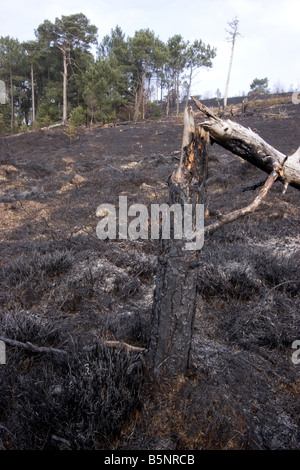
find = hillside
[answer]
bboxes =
[0,96,299,450]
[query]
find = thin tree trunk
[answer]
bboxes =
[62,49,68,124]
[224,38,235,108]
[148,107,209,378]
[166,84,170,117]
[185,68,192,107]
[223,18,239,109]
[31,63,35,123]
[134,74,145,122]
[176,73,180,116]
[10,70,13,133]
[142,90,145,120]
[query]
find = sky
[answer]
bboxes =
[1,0,299,98]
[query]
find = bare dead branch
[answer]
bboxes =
[83,341,147,354]
[0,336,68,356]
[242,179,267,192]
[0,336,147,357]
[205,169,279,235]
[192,97,222,122]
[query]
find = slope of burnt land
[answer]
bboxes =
[0,98,299,450]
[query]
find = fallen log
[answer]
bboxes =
[0,336,146,357]
[0,336,68,357]
[192,97,300,192]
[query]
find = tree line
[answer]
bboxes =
[0,13,216,134]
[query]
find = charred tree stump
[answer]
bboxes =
[148,107,209,378]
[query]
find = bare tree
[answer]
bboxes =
[223,17,240,109]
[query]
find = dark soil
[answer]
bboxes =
[0,96,299,450]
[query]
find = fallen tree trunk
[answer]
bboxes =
[192,97,300,192]
[0,336,146,357]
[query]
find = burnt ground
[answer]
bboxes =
[0,97,299,450]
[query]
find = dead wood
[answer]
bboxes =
[205,169,280,234]
[0,336,68,356]
[0,336,146,357]
[149,106,209,378]
[83,341,147,353]
[192,97,300,192]
[149,101,297,378]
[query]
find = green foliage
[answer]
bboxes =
[148,102,163,120]
[44,13,98,51]
[0,114,6,135]
[249,77,270,95]
[36,100,60,126]
[129,28,165,76]
[186,39,216,70]
[35,13,98,123]
[98,25,129,65]
[0,36,26,132]
[83,58,127,124]
[69,105,86,126]
[19,123,29,133]
[0,17,217,129]
[167,34,188,72]
[0,104,10,133]
[64,122,77,142]
[43,114,51,128]
[184,39,216,105]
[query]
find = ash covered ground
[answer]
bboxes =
[0,97,299,450]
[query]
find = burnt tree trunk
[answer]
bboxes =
[148,107,209,378]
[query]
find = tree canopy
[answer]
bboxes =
[249,77,270,95]
[0,13,217,134]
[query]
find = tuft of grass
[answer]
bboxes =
[247,96,291,108]
[0,310,145,450]
[1,249,73,309]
